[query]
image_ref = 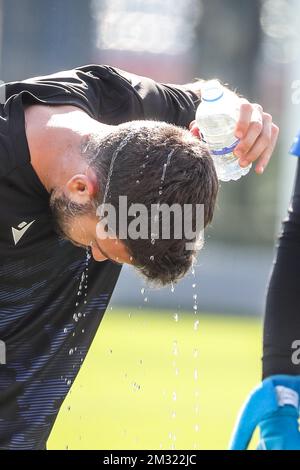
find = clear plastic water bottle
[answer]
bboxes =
[196,79,252,182]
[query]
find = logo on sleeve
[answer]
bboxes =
[12,220,35,245]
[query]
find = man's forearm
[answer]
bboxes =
[106,66,201,127]
[170,80,205,107]
[178,79,238,105]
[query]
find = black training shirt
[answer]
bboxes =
[0,64,198,449]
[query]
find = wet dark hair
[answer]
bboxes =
[51,121,219,286]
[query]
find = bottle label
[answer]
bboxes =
[210,139,240,156]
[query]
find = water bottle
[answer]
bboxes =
[196,79,252,182]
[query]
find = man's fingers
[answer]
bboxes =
[234,100,256,139]
[254,124,280,174]
[238,113,272,167]
[234,114,264,160]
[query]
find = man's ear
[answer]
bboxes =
[189,120,202,139]
[66,174,97,205]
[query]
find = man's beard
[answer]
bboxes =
[49,189,96,241]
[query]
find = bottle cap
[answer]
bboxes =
[201,80,224,102]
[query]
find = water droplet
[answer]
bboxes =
[151,238,156,245]
[173,313,179,322]
[69,348,74,355]
[193,305,198,311]
[141,288,145,295]
[193,294,197,300]
[171,283,175,293]
[136,180,140,184]
[195,424,200,432]
[171,411,176,419]
[67,405,71,411]
[175,368,179,376]
[128,312,132,318]
[78,312,82,318]
[158,190,163,195]
[84,300,87,304]
[150,255,154,261]
[67,379,72,386]
[192,283,196,288]
[81,329,85,333]
[63,327,67,333]
[109,349,113,354]
[132,382,141,391]
[172,391,177,401]
[139,359,143,365]
[194,369,198,381]
[194,320,199,331]
[144,297,148,302]
[75,302,79,307]
[73,313,78,322]
[193,348,199,358]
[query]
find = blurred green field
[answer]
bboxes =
[48,308,261,450]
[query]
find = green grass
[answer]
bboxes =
[47,308,262,450]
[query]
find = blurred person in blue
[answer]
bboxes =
[230,132,300,450]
